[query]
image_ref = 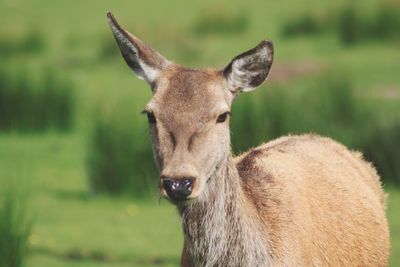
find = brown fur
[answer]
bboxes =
[235,135,389,266]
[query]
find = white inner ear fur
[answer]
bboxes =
[108,19,163,84]
[139,62,159,84]
[228,45,271,92]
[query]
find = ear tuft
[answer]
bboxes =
[223,40,274,93]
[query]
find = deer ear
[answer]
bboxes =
[223,40,274,93]
[107,12,170,89]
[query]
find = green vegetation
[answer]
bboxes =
[232,71,366,152]
[87,106,156,197]
[361,123,400,185]
[0,67,74,132]
[0,182,32,267]
[281,12,328,37]
[0,0,399,266]
[282,1,400,44]
[0,30,45,57]
[338,3,400,45]
[388,187,400,267]
[192,7,249,36]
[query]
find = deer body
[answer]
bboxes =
[181,135,389,266]
[107,12,389,267]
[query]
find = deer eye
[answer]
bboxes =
[146,112,156,124]
[216,112,230,123]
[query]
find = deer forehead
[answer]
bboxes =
[148,67,233,122]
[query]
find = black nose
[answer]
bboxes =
[162,177,194,201]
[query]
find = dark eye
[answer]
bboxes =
[216,112,230,123]
[146,112,156,124]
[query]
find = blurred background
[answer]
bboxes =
[0,0,399,266]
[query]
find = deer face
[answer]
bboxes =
[107,12,273,203]
[145,67,234,201]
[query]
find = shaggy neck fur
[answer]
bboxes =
[179,154,273,267]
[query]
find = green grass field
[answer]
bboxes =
[0,0,399,266]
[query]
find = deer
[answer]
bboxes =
[107,12,390,267]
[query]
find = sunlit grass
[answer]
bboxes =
[388,187,400,267]
[0,182,32,267]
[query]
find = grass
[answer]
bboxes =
[388,187,400,266]
[281,1,400,44]
[192,6,249,36]
[361,123,400,185]
[0,182,32,267]
[231,71,364,152]
[0,66,74,132]
[0,0,399,266]
[0,29,45,57]
[0,134,181,267]
[86,106,157,197]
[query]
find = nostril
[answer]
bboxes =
[181,178,194,192]
[162,178,173,193]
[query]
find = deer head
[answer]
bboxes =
[107,12,273,203]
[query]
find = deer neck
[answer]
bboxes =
[178,153,272,267]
